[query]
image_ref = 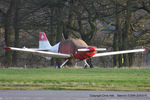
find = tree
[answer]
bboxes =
[2,0,20,66]
[112,0,150,67]
[0,0,149,67]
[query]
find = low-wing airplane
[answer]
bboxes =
[4,32,146,68]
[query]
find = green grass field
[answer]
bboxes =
[0,67,150,91]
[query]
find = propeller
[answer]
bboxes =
[78,48,106,52]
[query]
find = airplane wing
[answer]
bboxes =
[4,47,71,58]
[93,49,145,57]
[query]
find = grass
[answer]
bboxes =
[0,67,150,91]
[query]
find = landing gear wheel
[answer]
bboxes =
[56,63,60,69]
[84,64,88,69]
[89,64,94,68]
[87,59,94,68]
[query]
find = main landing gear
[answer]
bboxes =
[84,59,94,69]
[56,59,69,69]
[56,59,94,69]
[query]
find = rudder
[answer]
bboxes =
[39,32,51,50]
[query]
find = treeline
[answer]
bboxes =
[0,0,150,67]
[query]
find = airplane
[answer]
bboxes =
[4,32,146,68]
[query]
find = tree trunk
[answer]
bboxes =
[4,0,18,66]
[56,8,63,67]
[113,0,121,67]
[122,0,132,67]
[12,0,20,66]
[48,8,56,66]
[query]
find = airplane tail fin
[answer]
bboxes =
[39,32,51,50]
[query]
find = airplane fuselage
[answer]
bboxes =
[49,39,96,60]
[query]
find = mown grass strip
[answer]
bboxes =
[0,68,150,91]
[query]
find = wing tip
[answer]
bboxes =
[4,47,11,50]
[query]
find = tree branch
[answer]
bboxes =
[0,9,6,17]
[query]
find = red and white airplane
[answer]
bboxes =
[4,32,146,68]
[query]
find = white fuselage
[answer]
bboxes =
[39,41,51,50]
[48,42,60,53]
